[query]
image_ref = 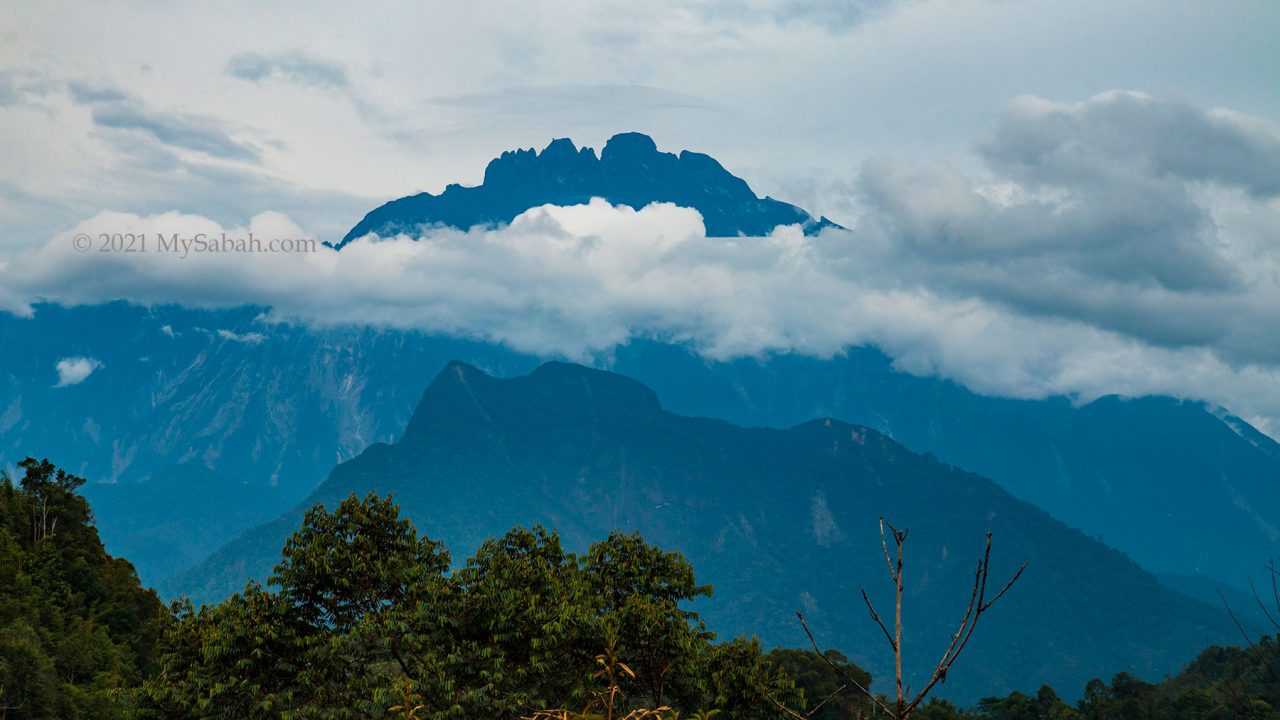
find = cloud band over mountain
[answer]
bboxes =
[3,92,1280,433]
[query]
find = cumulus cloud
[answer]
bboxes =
[54,357,103,387]
[2,184,1280,434]
[982,91,1280,197]
[859,92,1280,365]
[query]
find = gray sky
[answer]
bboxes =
[3,0,1280,433]
[4,0,1277,242]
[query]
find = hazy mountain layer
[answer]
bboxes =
[174,361,1234,703]
[0,302,539,583]
[4,306,1278,594]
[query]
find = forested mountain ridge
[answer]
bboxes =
[1,456,1276,719]
[174,360,1236,703]
[6,305,1279,601]
[0,458,164,718]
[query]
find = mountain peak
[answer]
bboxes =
[401,360,663,445]
[542,136,584,158]
[528,360,664,414]
[601,131,659,159]
[338,133,837,246]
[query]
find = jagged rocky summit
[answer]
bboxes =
[339,132,838,245]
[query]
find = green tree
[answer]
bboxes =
[765,648,872,720]
[977,686,1078,720]
[138,493,806,720]
[0,458,163,719]
[273,492,449,632]
[581,531,713,709]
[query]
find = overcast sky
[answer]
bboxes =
[3,1,1280,432]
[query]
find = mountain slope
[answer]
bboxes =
[339,132,835,245]
[607,342,1280,588]
[6,305,1280,595]
[0,302,540,584]
[174,360,1234,704]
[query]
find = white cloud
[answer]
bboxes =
[5,174,1280,435]
[225,52,350,91]
[3,86,1280,432]
[54,357,102,387]
[216,329,266,343]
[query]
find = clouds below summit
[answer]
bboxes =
[5,91,1280,432]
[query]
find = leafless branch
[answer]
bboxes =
[794,612,896,718]
[879,518,898,582]
[1249,576,1280,633]
[810,520,1027,720]
[903,535,1025,716]
[861,590,897,652]
[806,683,849,717]
[1221,589,1280,690]
[981,562,1027,612]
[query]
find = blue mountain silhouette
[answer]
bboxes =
[338,132,837,246]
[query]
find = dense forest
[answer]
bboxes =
[1,458,1278,719]
[0,459,164,718]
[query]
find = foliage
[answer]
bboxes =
[0,458,165,719]
[136,493,807,719]
[765,648,873,720]
[912,641,1280,720]
[9,462,1280,720]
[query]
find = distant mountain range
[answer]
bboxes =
[609,343,1280,591]
[6,304,1277,598]
[0,302,535,582]
[339,132,836,246]
[172,360,1234,703]
[2,132,1277,697]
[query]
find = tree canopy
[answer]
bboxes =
[135,492,802,720]
[4,460,1279,720]
[0,458,164,719]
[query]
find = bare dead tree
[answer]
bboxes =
[1216,560,1280,714]
[31,492,58,543]
[771,518,1025,720]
